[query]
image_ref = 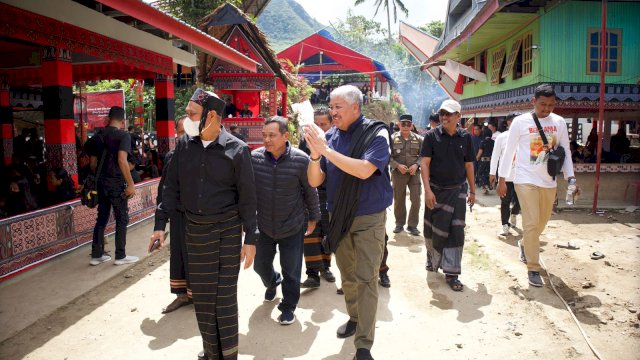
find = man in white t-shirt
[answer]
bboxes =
[496,84,577,287]
[490,113,521,236]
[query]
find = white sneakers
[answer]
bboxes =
[90,255,139,266]
[114,256,139,265]
[510,214,518,228]
[500,224,510,236]
[89,255,112,266]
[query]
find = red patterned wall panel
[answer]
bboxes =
[0,180,159,279]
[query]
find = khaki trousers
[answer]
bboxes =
[335,211,386,350]
[392,171,422,228]
[514,184,557,272]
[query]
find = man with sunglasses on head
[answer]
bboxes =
[421,99,476,292]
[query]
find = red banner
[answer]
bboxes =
[74,90,125,130]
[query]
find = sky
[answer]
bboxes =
[295,0,448,29]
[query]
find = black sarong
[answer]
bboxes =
[169,210,191,296]
[185,213,242,360]
[423,183,468,275]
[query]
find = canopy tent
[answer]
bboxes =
[277,30,397,88]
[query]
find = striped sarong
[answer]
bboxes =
[423,183,468,275]
[185,212,242,360]
[303,187,331,273]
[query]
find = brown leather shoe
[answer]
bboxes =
[162,295,191,314]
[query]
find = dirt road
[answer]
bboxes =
[0,194,638,359]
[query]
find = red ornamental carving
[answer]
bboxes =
[0,3,173,75]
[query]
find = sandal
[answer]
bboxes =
[162,296,192,314]
[446,275,464,292]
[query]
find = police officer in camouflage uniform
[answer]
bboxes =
[390,114,423,236]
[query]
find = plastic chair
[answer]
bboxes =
[624,180,640,205]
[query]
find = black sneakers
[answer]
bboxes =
[528,271,544,287]
[378,272,391,288]
[407,227,421,236]
[321,269,336,282]
[354,348,374,360]
[337,320,357,338]
[301,276,320,289]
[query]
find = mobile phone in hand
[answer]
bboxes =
[149,239,161,252]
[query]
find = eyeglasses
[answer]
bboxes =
[400,122,412,127]
[439,111,458,117]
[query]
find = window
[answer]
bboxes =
[522,32,533,76]
[513,32,533,79]
[463,58,475,84]
[475,51,487,74]
[587,28,622,75]
[502,38,523,79]
[491,47,506,84]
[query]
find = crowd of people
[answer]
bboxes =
[0,120,167,220]
[1,82,615,359]
[128,83,577,360]
[0,129,77,219]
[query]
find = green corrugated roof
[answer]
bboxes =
[440,12,537,61]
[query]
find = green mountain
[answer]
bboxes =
[256,0,325,52]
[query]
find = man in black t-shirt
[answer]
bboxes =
[421,100,476,292]
[87,106,138,266]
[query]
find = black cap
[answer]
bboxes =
[399,114,413,122]
[108,106,125,120]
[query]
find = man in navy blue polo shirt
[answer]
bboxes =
[305,85,392,360]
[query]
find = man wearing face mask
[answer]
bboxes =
[162,89,258,360]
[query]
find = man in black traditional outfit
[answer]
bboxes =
[420,99,476,292]
[162,88,257,360]
[149,116,194,313]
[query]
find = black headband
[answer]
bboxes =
[190,88,225,116]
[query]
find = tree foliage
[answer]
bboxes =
[419,20,444,39]
[155,0,242,27]
[354,0,408,42]
[332,11,387,48]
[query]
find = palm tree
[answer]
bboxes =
[354,0,409,43]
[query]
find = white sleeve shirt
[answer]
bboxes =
[498,112,575,188]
